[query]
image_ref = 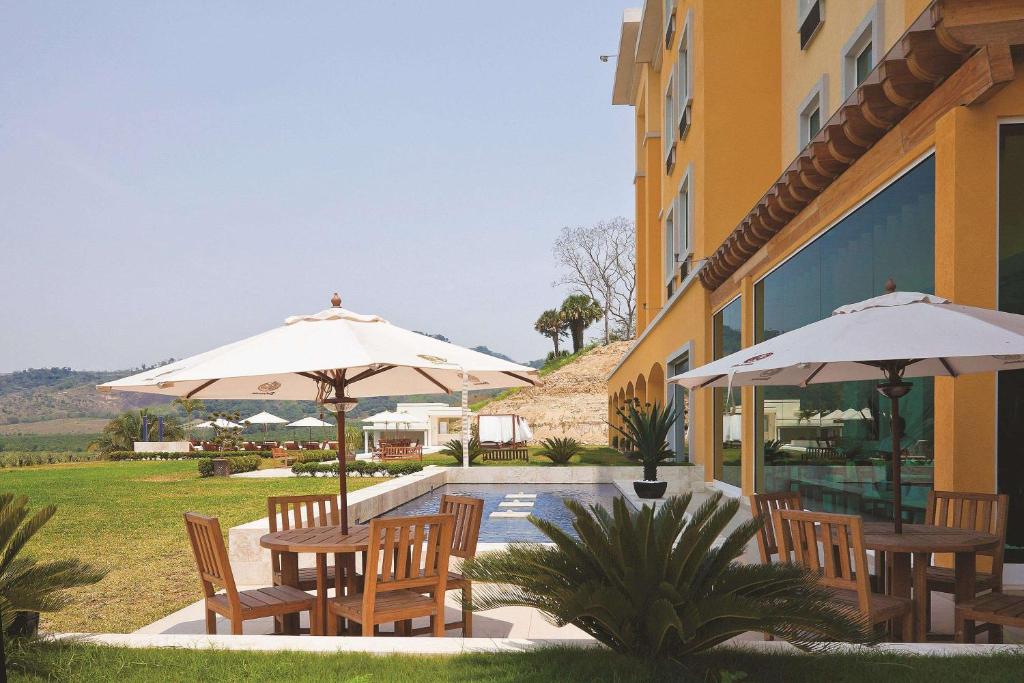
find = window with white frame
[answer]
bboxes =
[798,76,828,149]
[664,0,677,46]
[664,75,675,169]
[664,208,676,288]
[841,4,882,97]
[675,172,691,278]
[797,0,824,50]
[674,13,692,140]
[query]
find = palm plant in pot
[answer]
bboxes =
[612,399,676,499]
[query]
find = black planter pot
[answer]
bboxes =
[633,480,668,499]
[8,611,40,637]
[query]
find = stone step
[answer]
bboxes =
[489,510,531,519]
[504,493,537,499]
[498,501,534,508]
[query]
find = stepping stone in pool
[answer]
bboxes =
[504,493,537,499]
[490,510,532,518]
[498,500,534,508]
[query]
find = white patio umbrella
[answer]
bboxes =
[365,410,428,444]
[242,410,287,436]
[287,416,334,441]
[97,293,539,532]
[192,418,243,430]
[669,289,1024,533]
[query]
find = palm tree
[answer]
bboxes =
[463,492,872,662]
[559,294,603,353]
[534,309,567,356]
[173,397,206,440]
[89,409,184,453]
[0,494,106,635]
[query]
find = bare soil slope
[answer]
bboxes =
[480,341,630,445]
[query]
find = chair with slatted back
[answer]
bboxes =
[326,514,454,637]
[750,492,802,564]
[184,512,317,635]
[411,494,484,636]
[924,490,1009,636]
[267,495,353,592]
[774,509,913,641]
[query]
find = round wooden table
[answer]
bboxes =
[860,522,999,642]
[260,525,372,635]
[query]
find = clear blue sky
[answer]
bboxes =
[0,1,634,372]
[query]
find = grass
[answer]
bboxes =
[9,642,1024,682]
[420,445,690,467]
[2,460,384,633]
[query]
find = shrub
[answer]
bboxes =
[106,450,260,461]
[197,455,261,477]
[463,492,872,663]
[535,437,583,464]
[0,494,107,634]
[439,437,483,465]
[293,451,338,464]
[0,452,100,468]
[610,399,676,481]
[291,461,424,478]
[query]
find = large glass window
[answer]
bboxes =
[754,156,936,522]
[998,124,1024,563]
[669,353,690,462]
[714,298,743,487]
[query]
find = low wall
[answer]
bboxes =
[134,441,190,453]
[228,464,705,585]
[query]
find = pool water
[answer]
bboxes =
[380,483,626,543]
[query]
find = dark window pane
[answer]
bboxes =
[714,298,743,487]
[808,107,821,139]
[856,42,873,85]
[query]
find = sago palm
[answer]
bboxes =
[439,437,483,465]
[463,492,872,661]
[0,494,106,632]
[536,437,583,464]
[611,399,676,481]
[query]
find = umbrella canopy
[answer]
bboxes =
[193,418,243,430]
[287,416,334,428]
[364,410,428,425]
[243,411,287,425]
[98,294,539,532]
[670,290,1024,533]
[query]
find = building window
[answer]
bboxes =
[669,352,690,462]
[664,208,676,296]
[753,155,935,521]
[798,75,828,150]
[798,0,824,50]
[675,12,693,140]
[713,298,743,488]
[842,4,882,97]
[675,171,691,278]
[664,0,677,48]
[998,123,1024,563]
[663,75,675,170]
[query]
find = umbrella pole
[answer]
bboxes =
[334,374,349,534]
[878,362,912,534]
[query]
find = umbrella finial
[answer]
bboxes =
[885,278,896,293]
[331,292,341,307]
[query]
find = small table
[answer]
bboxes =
[260,525,372,635]
[860,522,999,642]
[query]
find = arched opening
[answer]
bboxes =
[648,363,665,407]
[635,373,648,407]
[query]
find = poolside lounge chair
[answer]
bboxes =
[327,514,453,637]
[774,509,913,642]
[184,512,318,635]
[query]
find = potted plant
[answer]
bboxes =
[611,399,677,499]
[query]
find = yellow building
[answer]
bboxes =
[609,0,1024,568]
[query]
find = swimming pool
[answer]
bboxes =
[381,483,627,543]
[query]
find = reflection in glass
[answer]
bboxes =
[714,299,742,487]
[753,156,935,522]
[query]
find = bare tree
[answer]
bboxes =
[553,217,636,342]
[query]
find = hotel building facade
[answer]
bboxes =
[608,0,1024,566]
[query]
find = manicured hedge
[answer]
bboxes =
[291,460,424,478]
[293,451,340,464]
[197,455,262,477]
[107,450,263,461]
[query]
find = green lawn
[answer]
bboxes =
[2,460,383,633]
[9,642,1024,682]
[421,445,691,467]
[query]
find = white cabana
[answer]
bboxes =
[670,289,1024,532]
[98,293,538,532]
[478,414,533,444]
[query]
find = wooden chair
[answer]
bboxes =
[774,509,913,641]
[955,592,1024,643]
[411,495,485,636]
[750,492,802,564]
[923,490,1009,635]
[184,512,317,635]
[267,495,351,591]
[327,514,454,637]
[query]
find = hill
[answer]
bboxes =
[479,341,630,445]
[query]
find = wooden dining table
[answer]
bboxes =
[859,522,999,642]
[260,524,373,635]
